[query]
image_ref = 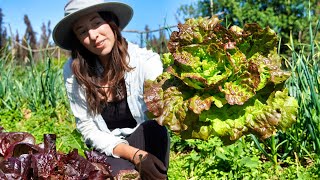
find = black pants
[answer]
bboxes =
[105,120,170,176]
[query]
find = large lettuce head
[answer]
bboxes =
[144,16,298,143]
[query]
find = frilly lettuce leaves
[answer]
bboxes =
[144,16,298,143]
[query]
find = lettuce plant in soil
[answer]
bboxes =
[0,126,139,179]
[144,16,298,144]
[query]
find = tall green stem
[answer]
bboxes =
[271,135,277,166]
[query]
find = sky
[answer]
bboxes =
[0,0,195,46]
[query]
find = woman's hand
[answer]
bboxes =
[114,144,167,179]
[132,150,167,180]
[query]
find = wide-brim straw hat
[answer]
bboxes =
[53,0,133,50]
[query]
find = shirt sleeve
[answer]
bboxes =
[141,49,163,81]
[63,59,128,158]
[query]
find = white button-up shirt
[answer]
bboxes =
[63,42,163,157]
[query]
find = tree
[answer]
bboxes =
[40,21,51,48]
[0,8,5,49]
[177,0,320,53]
[22,15,37,60]
[15,30,22,61]
[23,15,37,49]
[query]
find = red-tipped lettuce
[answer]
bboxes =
[144,16,298,143]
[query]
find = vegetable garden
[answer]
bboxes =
[0,7,319,180]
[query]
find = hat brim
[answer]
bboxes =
[53,2,133,50]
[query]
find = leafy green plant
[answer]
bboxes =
[0,41,77,155]
[144,16,298,143]
[250,9,320,167]
[169,133,319,179]
[285,17,320,155]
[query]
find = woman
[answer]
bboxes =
[52,0,169,179]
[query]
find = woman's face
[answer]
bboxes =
[73,12,115,59]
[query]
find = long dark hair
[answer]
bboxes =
[70,11,134,115]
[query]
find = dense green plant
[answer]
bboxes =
[0,44,86,156]
[177,0,320,55]
[285,20,320,155]
[0,44,67,111]
[249,12,320,169]
[145,16,298,148]
[169,133,319,179]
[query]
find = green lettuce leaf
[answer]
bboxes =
[143,16,298,144]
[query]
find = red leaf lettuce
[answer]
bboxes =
[144,16,298,143]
